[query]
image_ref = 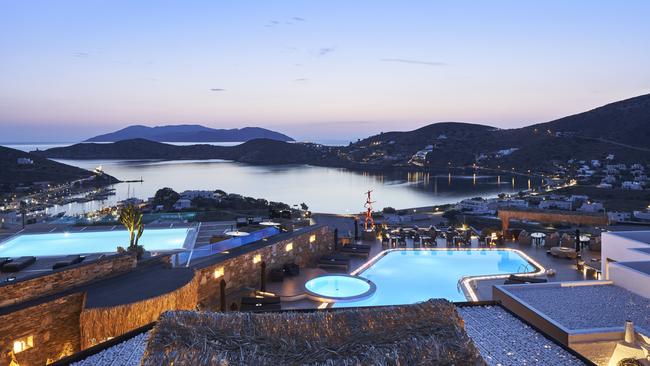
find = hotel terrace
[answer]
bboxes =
[0,212,649,365]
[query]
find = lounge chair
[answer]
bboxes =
[1,256,36,272]
[504,274,548,285]
[240,296,281,312]
[318,255,350,270]
[339,244,371,257]
[52,255,84,270]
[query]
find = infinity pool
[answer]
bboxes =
[332,249,535,307]
[0,228,190,257]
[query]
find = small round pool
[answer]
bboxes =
[304,274,376,303]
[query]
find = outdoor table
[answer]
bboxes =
[419,235,431,246]
[530,232,546,247]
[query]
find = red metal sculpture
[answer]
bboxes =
[364,190,376,231]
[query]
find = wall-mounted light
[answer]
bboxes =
[13,335,34,353]
[309,235,316,243]
[253,254,261,264]
[213,267,224,279]
[285,242,293,252]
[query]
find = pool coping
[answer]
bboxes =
[304,274,377,303]
[349,247,546,302]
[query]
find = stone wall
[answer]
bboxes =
[195,225,334,309]
[0,254,136,308]
[79,276,199,349]
[498,208,608,232]
[0,293,84,366]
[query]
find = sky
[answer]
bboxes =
[1,1,649,142]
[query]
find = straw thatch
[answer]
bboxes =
[141,300,485,366]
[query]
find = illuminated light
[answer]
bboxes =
[309,235,316,243]
[285,242,293,252]
[318,302,329,309]
[13,335,34,353]
[213,267,224,279]
[256,291,276,297]
[253,254,262,264]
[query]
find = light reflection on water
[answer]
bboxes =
[45,159,540,215]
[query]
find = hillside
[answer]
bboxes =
[0,145,117,189]
[35,139,332,165]
[85,125,294,142]
[345,93,650,171]
[33,93,650,172]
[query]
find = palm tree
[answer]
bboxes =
[119,205,144,256]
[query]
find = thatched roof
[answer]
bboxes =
[141,300,485,365]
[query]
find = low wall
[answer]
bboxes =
[79,276,198,349]
[195,225,334,309]
[0,254,136,308]
[0,293,85,366]
[608,262,650,298]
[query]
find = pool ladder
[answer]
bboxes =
[517,263,531,273]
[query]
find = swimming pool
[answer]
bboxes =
[332,249,539,307]
[0,228,191,257]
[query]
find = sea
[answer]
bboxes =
[3,142,540,215]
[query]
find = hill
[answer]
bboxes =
[345,93,650,171]
[35,139,331,165]
[0,145,117,190]
[85,125,294,142]
[33,93,650,172]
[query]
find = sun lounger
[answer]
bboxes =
[283,262,300,276]
[504,274,548,285]
[240,296,281,312]
[339,245,371,257]
[52,255,85,270]
[1,256,36,272]
[318,255,350,270]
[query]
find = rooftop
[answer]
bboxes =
[617,260,650,276]
[504,283,650,333]
[608,231,650,245]
[458,305,587,365]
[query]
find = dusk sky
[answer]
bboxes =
[1,1,649,142]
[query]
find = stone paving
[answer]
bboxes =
[459,305,587,366]
[71,332,149,366]
[506,284,650,331]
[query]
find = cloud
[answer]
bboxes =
[294,78,309,82]
[293,17,306,21]
[210,88,226,92]
[380,58,446,66]
[73,52,89,58]
[318,47,336,56]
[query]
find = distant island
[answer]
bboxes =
[85,124,294,143]
[34,93,650,173]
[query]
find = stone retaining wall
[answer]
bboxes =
[79,277,198,349]
[0,293,84,366]
[195,225,334,309]
[0,254,136,308]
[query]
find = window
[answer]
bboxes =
[13,335,34,353]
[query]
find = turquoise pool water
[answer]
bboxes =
[0,228,190,257]
[305,275,373,300]
[332,249,533,307]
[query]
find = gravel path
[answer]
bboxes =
[459,306,586,366]
[507,284,650,331]
[71,332,149,366]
